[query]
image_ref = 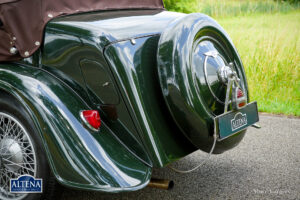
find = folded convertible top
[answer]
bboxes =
[0,0,164,61]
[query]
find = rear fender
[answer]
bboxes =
[0,63,151,192]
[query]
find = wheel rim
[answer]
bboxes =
[0,112,37,200]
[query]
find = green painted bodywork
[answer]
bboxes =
[0,9,252,192]
[104,36,196,166]
[0,63,151,192]
[41,10,197,168]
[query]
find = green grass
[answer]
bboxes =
[217,12,300,116]
[165,0,300,116]
[165,0,300,17]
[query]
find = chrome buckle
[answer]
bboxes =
[221,63,247,113]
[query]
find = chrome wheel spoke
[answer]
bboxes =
[0,112,36,200]
[2,159,35,172]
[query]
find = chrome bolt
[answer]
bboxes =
[102,82,110,87]
[130,39,136,45]
[9,47,18,54]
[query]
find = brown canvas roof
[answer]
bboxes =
[0,0,164,62]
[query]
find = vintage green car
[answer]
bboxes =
[0,0,259,199]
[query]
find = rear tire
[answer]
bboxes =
[0,93,62,200]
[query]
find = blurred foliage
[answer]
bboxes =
[163,0,195,13]
[276,0,299,4]
[218,12,300,116]
[163,0,300,17]
[163,0,300,116]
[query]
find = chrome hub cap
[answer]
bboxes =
[0,112,36,200]
[0,139,24,172]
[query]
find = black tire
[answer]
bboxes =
[0,92,62,200]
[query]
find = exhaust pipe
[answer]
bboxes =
[147,178,174,190]
[252,123,261,129]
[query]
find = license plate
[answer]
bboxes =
[215,101,259,141]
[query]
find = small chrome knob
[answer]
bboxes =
[217,65,234,84]
[9,47,18,55]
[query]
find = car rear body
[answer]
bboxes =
[0,6,258,194]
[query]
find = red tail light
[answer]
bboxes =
[237,88,244,98]
[237,88,246,107]
[81,110,101,130]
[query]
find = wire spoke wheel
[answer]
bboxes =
[0,112,37,200]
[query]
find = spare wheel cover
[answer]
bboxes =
[157,13,249,151]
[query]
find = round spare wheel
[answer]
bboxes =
[157,13,249,153]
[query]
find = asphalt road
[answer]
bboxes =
[61,114,300,200]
